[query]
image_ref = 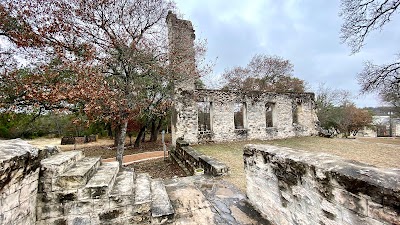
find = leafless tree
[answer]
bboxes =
[340,0,400,108]
[340,0,400,53]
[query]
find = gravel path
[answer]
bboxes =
[102,151,168,165]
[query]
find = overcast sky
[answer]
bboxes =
[174,0,400,107]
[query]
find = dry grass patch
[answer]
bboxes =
[193,136,400,192]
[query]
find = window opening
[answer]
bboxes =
[234,102,246,129]
[292,102,301,124]
[198,102,212,131]
[266,103,275,127]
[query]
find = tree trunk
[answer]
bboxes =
[150,119,156,142]
[107,123,113,139]
[115,121,128,168]
[150,117,163,142]
[114,128,119,147]
[141,131,146,142]
[134,126,146,148]
[156,117,163,136]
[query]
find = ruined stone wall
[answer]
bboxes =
[0,139,41,225]
[167,12,198,146]
[172,139,229,176]
[167,12,319,145]
[174,89,319,144]
[244,144,400,225]
[166,11,196,92]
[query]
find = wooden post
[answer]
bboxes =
[162,130,167,160]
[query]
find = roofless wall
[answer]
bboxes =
[166,12,319,144]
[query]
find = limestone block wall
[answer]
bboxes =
[172,90,199,145]
[171,139,229,176]
[244,144,400,225]
[173,89,319,144]
[0,139,41,225]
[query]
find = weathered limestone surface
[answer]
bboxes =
[0,139,41,225]
[167,11,200,147]
[164,175,271,225]
[85,161,119,198]
[172,139,229,176]
[54,156,101,190]
[151,179,174,224]
[244,144,400,225]
[0,139,174,224]
[173,89,319,145]
[37,150,174,225]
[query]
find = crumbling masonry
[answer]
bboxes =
[167,12,319,145]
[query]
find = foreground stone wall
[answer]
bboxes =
[0,139,41,225]
[244,144,400,225]
[173,89,319,144]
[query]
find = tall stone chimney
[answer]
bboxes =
[167,11,198,146]
[166,11,196,91]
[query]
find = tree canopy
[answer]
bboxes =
[0,0,201,167]
[222,54,305,93]
[316,84,373,136]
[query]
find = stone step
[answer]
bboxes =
[54,157,101,191]
[84,161,119,199]
[133,173,152,223]
[40,151,84,179]
[109,169,135,209]
[151,179,174,224]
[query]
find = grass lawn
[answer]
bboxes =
[192,136,400,192]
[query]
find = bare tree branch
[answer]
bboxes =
[340,0,400,53]
[358,56,400,92]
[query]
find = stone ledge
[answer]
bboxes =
[244,144,400,225]
[0,139,41,191]
[173,140,229,176]
[244,144,400,195]
[0,139,42,225]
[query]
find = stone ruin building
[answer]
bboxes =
[166,12,319,146]
[0,12,398,225]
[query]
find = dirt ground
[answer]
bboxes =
[127,158,186,179]
[27,135,186,179]
[193,136,400,192]
[28,135,171,159]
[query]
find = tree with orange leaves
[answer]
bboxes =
[222,54,305,93]
[0,0,197,167]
